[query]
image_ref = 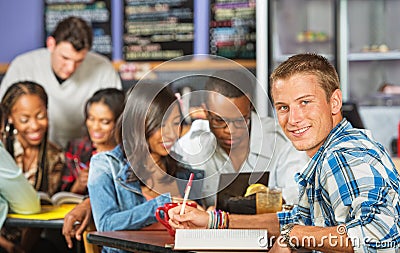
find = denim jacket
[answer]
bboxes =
[88,145,203,253]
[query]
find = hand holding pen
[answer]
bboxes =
[70,158,89,194]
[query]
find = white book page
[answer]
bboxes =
[174,229,269,250]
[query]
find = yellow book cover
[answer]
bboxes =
[7,204,76,220]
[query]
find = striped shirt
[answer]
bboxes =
[277,119,400,252]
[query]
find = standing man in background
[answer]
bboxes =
[0,16,122,148]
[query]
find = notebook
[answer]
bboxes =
[216,172,269,213]
[174,229,269,250]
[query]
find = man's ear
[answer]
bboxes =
[330,89,342,115]
[46,36,56,52]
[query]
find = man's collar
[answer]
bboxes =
[54,72,66,85]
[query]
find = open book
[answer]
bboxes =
[174,229,269,250]
[38,191,85,205]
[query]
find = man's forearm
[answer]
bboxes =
[229,213,281,237]
[290,225,353,253]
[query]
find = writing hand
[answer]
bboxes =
[167,205,209,230]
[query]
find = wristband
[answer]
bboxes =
[280,223,299,250]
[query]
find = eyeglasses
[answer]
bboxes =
[207,113,251,129]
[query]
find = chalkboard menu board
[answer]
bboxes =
[210,0,256,59]
[44,0,112,59]
[123,0,194,61]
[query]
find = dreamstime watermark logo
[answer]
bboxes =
[257,234,274,248]
[256,225,399,249]
[275,225,352,249]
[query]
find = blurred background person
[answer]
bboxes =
[61,88,125,195]
[0,16,122,148]
[0,104,40,253]
[1,81,64,252]
[1,81,64,196]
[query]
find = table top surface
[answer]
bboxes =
[87,230,177,253]
[87,228,314,253]
[87,228,283,253]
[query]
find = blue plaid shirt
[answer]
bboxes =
[277,119,400,252]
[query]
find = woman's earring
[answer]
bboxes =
[13,128,18,135]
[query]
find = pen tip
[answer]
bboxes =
[188,173,194,186]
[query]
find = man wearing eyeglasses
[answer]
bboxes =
[174,70,309,208]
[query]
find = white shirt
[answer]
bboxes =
[0,48,122,148]
[174,112,309,207]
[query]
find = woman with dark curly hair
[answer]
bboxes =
[1,81,64,252]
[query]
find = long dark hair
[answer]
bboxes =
[84,88,125,121]
[1,81,49,191]
[116,82,183,182]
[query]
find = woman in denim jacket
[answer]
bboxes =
[88,83,204,252]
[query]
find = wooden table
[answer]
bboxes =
[87,230,177,253]
[87,228,312,253]
[87,230,270,253]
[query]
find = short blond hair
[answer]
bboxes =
[270,53,340,102]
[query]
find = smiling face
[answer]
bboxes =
[271,73,342,157]
[147,104,181,161]
[9,94,48,148]
[86,102,116,150]
[47,38,88,80]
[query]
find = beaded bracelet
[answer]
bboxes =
[207,210,230,229]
